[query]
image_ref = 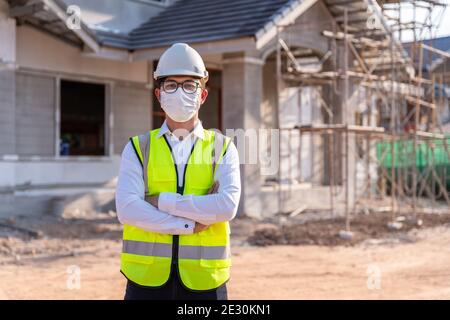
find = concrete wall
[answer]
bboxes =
[0,1,16,155]
[0,70,15,155]
[351,85,379,199]
[0,157,120,217]
[252,1,334,215]
[1,73,120,191]
[0,157,120,189]
[259,4,334,197]
[280,1,335,56]
[262,56,320,184]
[0,14,152,193]
[222,52,263,218]
[199,70,222,130]
[15,73,55,156]
[14,24,152,157]
[260,1,335,63]
[0,1,15,65]
[1,0,367,217]
[16,25,148,83]
[217,1,339,217]
[113,83,152,154]
[261,58,277,130]
[0,74,151,189]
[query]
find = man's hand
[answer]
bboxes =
[146,195,207,233]
[146,195,158,208]
[194,222,208,233]
[207,181,220,194]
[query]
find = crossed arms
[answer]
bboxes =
[115,141,241,235]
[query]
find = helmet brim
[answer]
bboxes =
[154,69,208,80]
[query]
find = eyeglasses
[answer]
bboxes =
[161,80,201,94]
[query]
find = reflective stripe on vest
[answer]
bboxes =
[123,239,231,260]
[121,128,232,291]
[123,240,172,258]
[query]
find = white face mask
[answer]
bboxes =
[160,89,201,122]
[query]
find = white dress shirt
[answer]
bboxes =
[115,120,241,235]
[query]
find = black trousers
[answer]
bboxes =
[124,268,228,300]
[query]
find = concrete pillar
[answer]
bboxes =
[310,87,324,185]
[322,79,343,186]
[222,52,263,218]
[0,0,16,155]
[321,42,357,207]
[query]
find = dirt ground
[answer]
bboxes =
[1,210,450,300]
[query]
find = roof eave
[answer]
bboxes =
[255,0,319,50]
[131,36,257,61]
[430,49,450,73]
[34,0,132,61]
[81,45,132,62]
[40,0,100,53]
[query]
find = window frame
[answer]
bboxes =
[55,76,112,159]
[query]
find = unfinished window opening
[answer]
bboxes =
[60,80,105,156]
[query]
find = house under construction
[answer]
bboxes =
[0,0,449,225]
[271,0,450,231]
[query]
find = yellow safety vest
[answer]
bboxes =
[121,128,232,291]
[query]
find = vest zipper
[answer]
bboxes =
[162,135,197,297]
[172,233,179,299]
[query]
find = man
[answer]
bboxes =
[115,43,241,300]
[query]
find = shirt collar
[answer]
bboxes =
[157,120,205,140]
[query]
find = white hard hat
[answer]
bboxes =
[154,43,209,81]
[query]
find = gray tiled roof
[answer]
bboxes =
[95,0,294,49]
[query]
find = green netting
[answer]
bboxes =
[376,136,450,191]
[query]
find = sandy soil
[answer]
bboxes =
[1,213,450,300]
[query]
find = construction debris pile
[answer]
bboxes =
[247,207,450,246]
[0,210,121,265]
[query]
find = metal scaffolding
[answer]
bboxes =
[274,0,450,232]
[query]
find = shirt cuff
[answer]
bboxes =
[158,192,180,215]
[178,219,195,235]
